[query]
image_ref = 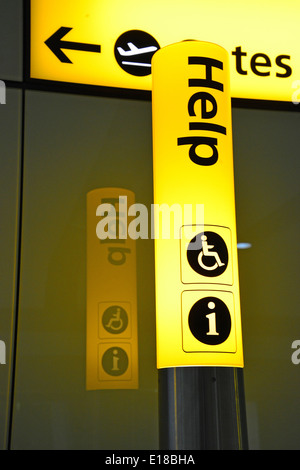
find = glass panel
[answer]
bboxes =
[233,107,300,450]
[0,88,22,449]
[11,91,158,450]
[0,0,23,81]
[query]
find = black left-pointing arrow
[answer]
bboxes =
[45,27,101,64]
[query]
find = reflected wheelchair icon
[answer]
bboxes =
[102,305,128,335]
[105,307,123,331]
[187,231,228,277]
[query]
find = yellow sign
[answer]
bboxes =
[86,188,138,389]
[30,0,298,102]
[152,41,243,368]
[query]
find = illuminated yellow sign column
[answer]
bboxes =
[152,41,243,368]
[86,188,138,389]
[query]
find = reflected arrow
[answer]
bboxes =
[45,27,101,64]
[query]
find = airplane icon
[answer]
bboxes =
[117,42,158,67]
[117,42,158,57]
[114,31,160,76]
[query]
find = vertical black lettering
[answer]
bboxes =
[177,136,218,166]
[188,57,224,91]
[188,91,217,119]
[189,122,226,135]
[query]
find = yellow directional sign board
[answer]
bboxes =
[30,0,299,102]
[152,41,243,368]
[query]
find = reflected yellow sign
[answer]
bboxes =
[30,0,299,102]
[152,41,243,368]
[86,188,138,390]
[0,340,6,365]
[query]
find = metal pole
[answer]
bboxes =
[159,366,248,450]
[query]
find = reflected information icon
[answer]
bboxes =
[98,343,132,381]
[102,347,129,376]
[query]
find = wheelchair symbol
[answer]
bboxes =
[187,231,228,277]
[102,305,128,334]
[198,235,226,271]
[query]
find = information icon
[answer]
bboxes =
[188,296,231,345]
[181,290,237,353]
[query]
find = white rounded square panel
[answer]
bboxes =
[181,290,237,353]
[180,225,233,286]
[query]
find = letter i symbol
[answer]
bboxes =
[206,301,219,336]
[112,349,120,371]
